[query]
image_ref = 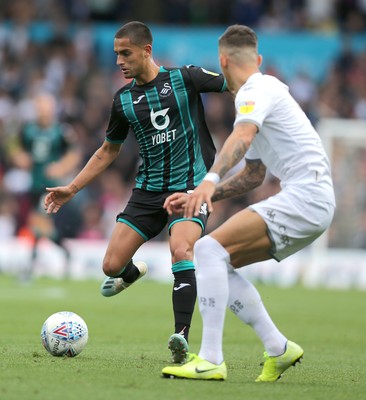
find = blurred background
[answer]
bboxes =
[0,0,366,288]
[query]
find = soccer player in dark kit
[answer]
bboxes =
[12,92,81,280]
[44,21,227,363]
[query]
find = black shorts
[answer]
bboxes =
[116,188,209,241]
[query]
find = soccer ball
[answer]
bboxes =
[41,311,88,357]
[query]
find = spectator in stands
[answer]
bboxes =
[10,92,82,279]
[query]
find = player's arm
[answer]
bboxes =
[68,140,121,191]
[46,148,81,178]
[185,65,227,93]
[44,140,122,214]
[9,127,33,169]
[46,124,82,179]
[164,158,265,215]
[212,158,266,202]
[210,122,257,177]
[183,122,257,218]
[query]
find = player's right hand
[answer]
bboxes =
[44,185,76,214]
[163,192,189,215]
[184,180,215,218]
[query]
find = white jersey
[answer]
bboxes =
[234,72,335,205]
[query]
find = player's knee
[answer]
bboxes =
[194,235,229,266]
[171,244,193,264]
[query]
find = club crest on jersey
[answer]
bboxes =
[159,82,172,97]
[239,101,255,114]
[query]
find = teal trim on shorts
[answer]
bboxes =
[168,217,204,233]
[117,218,149,241]
[105,137,124,144]
[172,260,195,273]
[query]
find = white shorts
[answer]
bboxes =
[249,186,335,261]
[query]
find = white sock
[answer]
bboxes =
[227,266,287,356]
[194,235,229,365]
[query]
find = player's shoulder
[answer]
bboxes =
[255,73,288,91]
[262,74,287,88]
[160,65,180,72]
[160,65,194,77]
[113,80,135,96]
[158,65,200,84]
[240,73,288,97]
[161,64,195,71]
[163,64,218,75]
[183,64,221,76]
[110,81,135,106]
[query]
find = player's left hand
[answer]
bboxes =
[184,180,216,218]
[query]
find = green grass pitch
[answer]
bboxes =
[0,274,365,400]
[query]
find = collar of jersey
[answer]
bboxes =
[131,66,166,88]
[246,72,263,84]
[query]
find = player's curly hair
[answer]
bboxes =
[115,21,153,46]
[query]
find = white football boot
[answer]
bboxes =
[100,261,147,297]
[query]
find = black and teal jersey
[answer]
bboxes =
[106,65,227,192]
[20,122,75,194]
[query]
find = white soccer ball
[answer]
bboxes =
[41,311,88,357]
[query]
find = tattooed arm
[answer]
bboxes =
[212,159,266,202]
[183,122,258,218]
[209,122,258,179]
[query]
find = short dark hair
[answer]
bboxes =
[219,25,257,50]
[115,21,153,46]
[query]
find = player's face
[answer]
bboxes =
[114,38,147,79]
[35,94,57,127]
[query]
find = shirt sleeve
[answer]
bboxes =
[105,96,130,144]
[245,145,260,160]
[184,65,227,93]
[234,85,274,131]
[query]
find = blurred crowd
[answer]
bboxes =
[0,0,366,248]
[1,0,365,32]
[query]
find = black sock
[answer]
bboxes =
[115,260,140,283]
[172,269,197,342]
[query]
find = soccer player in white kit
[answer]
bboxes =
[161,24,336,382]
